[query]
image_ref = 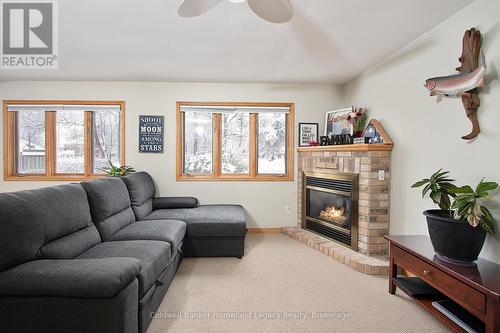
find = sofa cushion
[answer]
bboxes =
[153,197,198,210]
[0,258,141,298]
[40,225,101,259]
[0,193,43,271]
[133,198,153,221]
[144,205,247,238]
[122,172,156,220]
[78,240,171,297]
[0,184,100,271]
[108,220,186,256]
[81,177,135,240]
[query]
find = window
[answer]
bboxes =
[92,108,122,173]
[183,111,213,174]
[222,112,249,174]
[56,110,85,174]
[258,112,286,174]
[176,102,294,181]
[16,110,46,174]
[3,101,125,180]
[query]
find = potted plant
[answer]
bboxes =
[347,107,368,138]
[99,160,136,178]
[412,169,497,265]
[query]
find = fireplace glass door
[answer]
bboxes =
[306,189,352,233]
[303,173,358,250]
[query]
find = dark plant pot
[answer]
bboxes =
[353,130,363,138]
[424,209,486,265]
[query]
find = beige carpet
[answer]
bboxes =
[147,233,450,333]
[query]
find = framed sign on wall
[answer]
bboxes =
[139,115,164,153]
[298,122,319,146]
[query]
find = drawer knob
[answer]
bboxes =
[423,270,431,275]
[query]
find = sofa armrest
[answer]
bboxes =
[0,258,141,298]
[153,196,199,209]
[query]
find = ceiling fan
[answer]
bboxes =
[178,0,294,24]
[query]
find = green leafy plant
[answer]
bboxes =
[450,179,498,235]
[411,169,457,214]
[412,169,498,234]
[99,160,136,177]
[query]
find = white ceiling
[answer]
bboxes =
[0,0,474,84]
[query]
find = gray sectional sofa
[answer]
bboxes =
[0,172,246,333]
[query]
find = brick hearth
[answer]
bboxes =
[281,226,388,275]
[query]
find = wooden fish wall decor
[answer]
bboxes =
[424,28,484,140]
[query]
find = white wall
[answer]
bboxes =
[0,81,341,229]
[342,0,500,263]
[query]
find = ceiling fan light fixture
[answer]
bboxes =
[247,0,294,24]
[178,0,294,24]
[178,0,223,17]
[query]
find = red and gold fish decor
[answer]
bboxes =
[424,28,484,140]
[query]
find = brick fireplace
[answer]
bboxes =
[297,144,392,256]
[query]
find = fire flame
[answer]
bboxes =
[319,206,347,225]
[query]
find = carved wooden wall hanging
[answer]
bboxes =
[424,28,485,140]
[457,28,482,140]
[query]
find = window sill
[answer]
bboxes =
[176,174,294,182]
[4,175,105,181]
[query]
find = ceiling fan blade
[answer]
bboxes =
[247,0,294,24]
[178,0,224,18]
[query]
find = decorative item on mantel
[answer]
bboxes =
[363,119,391,145]
[424,28,486,140]
[364,120,382,144]
[352,136,369,145]
[317,118,392,149]
[322,107,369,146]
[298,122,319,147]
[324,107,352,137]
[299,119,393,153]
[348,107,368,138]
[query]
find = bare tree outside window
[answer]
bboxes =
[258,112,286,174]
[16,110,45,174]
[93,110,121,173]
[184,112,213,174]
[222,112,249,174]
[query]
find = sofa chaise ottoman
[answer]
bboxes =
[122,172,247,258]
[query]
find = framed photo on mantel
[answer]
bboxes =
[324,107,353,136]
[298,122,319,146]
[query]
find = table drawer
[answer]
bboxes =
[391,245,485,319]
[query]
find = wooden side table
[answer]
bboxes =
[386,235,500,333]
